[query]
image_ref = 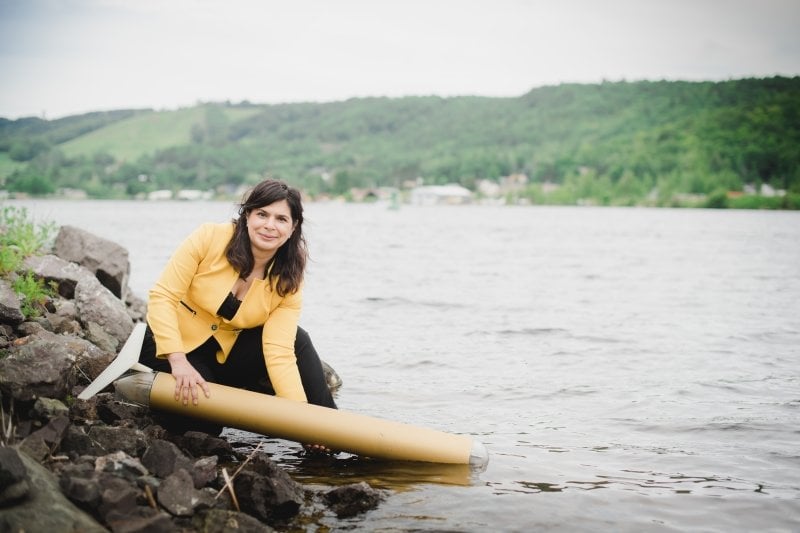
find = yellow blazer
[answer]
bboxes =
[146,222,307,402]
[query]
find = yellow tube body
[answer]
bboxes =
[140,372,478,464]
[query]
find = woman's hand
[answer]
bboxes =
[167,352,211,406]
[303,443,336,456]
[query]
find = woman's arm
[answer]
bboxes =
[262,286,307,402]
[147,224,215,403]
[147,224,213,356]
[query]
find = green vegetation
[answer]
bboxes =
[11,272,54,319]
[0,205,57,318]
[1,78,799,208]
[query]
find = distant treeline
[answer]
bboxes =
[1,77,799,208]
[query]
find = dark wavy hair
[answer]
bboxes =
[226,179,307,296]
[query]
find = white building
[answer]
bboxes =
[409,184,473,205]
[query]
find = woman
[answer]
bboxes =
[139,179,336,440]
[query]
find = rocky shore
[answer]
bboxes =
[0,226,382,532]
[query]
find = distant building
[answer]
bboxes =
[409,184,472,205]
[148,189,173,201]
[176,189,213,201]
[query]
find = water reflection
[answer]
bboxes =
[225,432,484,489]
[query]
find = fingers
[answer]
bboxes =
[172,374,210,406]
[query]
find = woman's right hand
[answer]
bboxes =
[167,352,211,406]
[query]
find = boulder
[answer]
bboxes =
[323,481,384,518]
[0,331,77,402]
[157,468,208,517]
[0,448,106,532]
[54,225,130,300]
[233,453,304,522]
[74,274,134,352]
[0,329,112,402]
[23,254,133,351]
[0,278,24,326]
[0,447,30,506]
[141,439,193,479]
[24,253,95,300]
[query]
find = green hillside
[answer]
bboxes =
[58,105,263,161]
[1,77,798,208]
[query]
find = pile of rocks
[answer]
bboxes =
[0,226,382,532]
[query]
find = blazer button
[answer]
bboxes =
[211,325,218,331]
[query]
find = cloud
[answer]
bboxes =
[1,0,798,118]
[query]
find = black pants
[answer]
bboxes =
[139,325,337,433]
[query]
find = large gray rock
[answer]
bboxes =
[324,481,384,518]
[0,329,112,402]
[233,453,304,522]
[0,331,77,402]
[0,278,24,325]
[0,447,30,506]
[54,225,130,300]
[23,254,134,351]
[74,272,134,352]
[141,439,193,479]
[0,448,106,532]
[24,253,96,300]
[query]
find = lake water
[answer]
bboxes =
[8,199,800,532]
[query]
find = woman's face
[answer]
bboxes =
[246,199,295,258]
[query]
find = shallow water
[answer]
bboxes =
[10,199,800,531]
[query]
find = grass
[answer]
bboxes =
[0,204,58,318]
[12,272,55,319]
[0,205,56,257]
[59,105,263,161]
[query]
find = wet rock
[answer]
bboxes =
[0,447,30,506]
[234,453,304,522]
[322,360,343,393]
[0,278,24,326]
[193,508,275,532]
[0,448,106,532]
[323,481,384,518]
[141,439,193,479]
[192,455,219,489]
[54,225,130,300]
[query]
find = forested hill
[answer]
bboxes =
[1,77,798,208]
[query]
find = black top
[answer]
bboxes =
[217,292,242,320]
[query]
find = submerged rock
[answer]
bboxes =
[323,481,384,518]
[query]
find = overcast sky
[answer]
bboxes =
[1,0,799,119]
